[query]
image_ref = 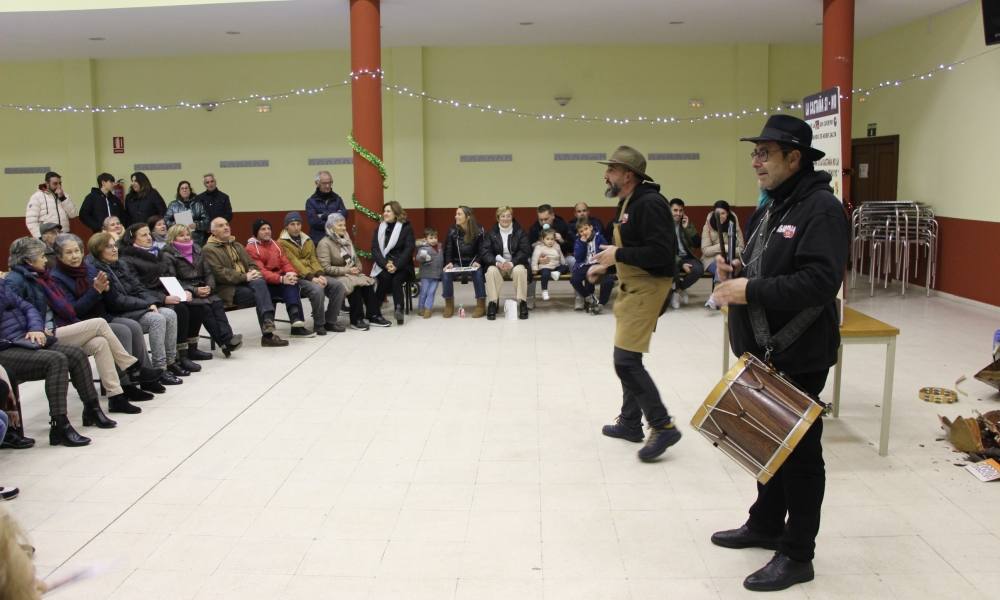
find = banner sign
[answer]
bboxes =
[802,87,842,202]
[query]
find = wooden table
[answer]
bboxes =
[722,306,899,456]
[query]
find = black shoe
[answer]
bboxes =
[123,384,154,402]
[159,371,183,385]
[486,301,498,320]
[368,315,391,327]
[222,335,243,357]
[315,326,327,336]
[325,322,346,333]
[49,416,91,447]
[601,416,644,443]
[394,308,404,325]
[82,401,117,428]
[1,429,35,450]
[140,380,167,394]
[187,347,213,361]
[137,366,163,383]
[518,300,528,320]
[167,362,190,377]
[0,486,19,501]
[290,326,316,338]
[350,320,370,331]
[178,356,201,373]
[711,525,781,551]
[743,553,814,592]
[261,333,289,347]
[637,424,682,462]
[108,394,142,414]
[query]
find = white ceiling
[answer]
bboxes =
[0,0,969,61]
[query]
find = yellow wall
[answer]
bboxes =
[854,0,1000,221]
[1,42,828,219]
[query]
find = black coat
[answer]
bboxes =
[79,187,124,233]
[443,224,485,268]
[371,221,415,275]
[728,169,849,375]
[196,189,233,223]
[528,215,574,256]
[118,245,170,291]
[124,188,167,227]
[88,256,163,320]
[611,182,676,278]
[480,222,531,269]
[160,244,220,305]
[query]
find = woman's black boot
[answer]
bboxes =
[49,415,91,447]
[82,400,118,428]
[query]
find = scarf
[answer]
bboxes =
[55,261,91,297]
[333,232,357,265]
[173,240,195,264]
[208,235,246,274]
[33,267,77,327]
[371,221,402,278]
[135,241,159,258]
[498,224,513,262]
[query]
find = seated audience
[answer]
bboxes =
[123,172,167,227]
[305,170,347,245]
[414,227,443,318]
[245,219,312,337]
[481,206,529,320]
[701,199,745,280]
[79,172,123,234]
[5,238,147,417]
[571,219,614,314]
[165,180,210,246]
[160,225,243,357]
[442,206,486,319]
[201,218,288,347]
[369,201,415,326]
[50,233,162,398]
[87,232,185,384]
[316,213,376,331]
[669,198,705,308]
[279,211,346,334]
[118,223,202,373]
[102,215,125,242]
[531,229,568,301]
[147,215,168,251]
[0,278,98,447]
[528,203,578,308]
[572,202,605,242]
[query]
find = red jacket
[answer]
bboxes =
[245,237,295,285]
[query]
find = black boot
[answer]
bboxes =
[177,349,201,373]
[49,415,91,447]
[1,428,35,450]
[221,333,243,358]
[123,384,154,402]
[109,394,142,414]
[518,300,529,320]
[82,400,118,428]
[167,361,190,377]
[187,338,213,361]
[160,369,184,385]
[486,301,498,321]
[140,380,167,394]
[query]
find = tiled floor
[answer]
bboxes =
[2,279,998,599]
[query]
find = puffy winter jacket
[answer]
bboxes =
[0,280,44,340]
[245,237,295,285]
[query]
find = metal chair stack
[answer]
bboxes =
[850,201,938,297]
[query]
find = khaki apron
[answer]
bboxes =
[612,195,673,353]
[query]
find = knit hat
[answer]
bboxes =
[251,218,271,239]
[284,211,303,227]
[39,222,62,235]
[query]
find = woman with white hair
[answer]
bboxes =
[316,213,376,331]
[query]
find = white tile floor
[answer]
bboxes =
[2,279,999,599]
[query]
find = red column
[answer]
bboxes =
[350,0,384,261]
[822,0,854,209]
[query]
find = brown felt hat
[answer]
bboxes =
[597,145,653,182]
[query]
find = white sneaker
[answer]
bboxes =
[551,271,561,281]
[542,290,550,301]
[670,293,681,310]
[705,296,719,310]
[679,290,689,305]
[574,295,585,310]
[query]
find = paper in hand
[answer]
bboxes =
[173,210,194,226]
[159,277,188,300]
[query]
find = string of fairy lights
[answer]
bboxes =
[2,47,998,123]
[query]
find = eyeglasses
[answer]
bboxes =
[749,149,772,162]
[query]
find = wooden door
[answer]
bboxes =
[851,135,899,206]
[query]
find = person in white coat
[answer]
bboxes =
[25,171,77,238]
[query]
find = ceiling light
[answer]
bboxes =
[669,21,684,25]
[688,98,704,109]
[226,31,241,35]
[519,22,533,26]
[88,37,105,41]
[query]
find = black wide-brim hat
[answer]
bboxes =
[740,114,825,162]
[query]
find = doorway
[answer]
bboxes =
[851,135,899,206]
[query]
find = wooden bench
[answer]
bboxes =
[721,305,900,456]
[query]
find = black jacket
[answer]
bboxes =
[728,169,849,375]
[528,216,574,256]
[79,187,124,233]
[480,222,531,269]
[124,188,167,227]
[160,244,220,305]
[197,189,233,223]
[443,224,485,268]
[118,245,170,291]
[612,182,676,278]
[371,221,415,275]
[88,256,163,320]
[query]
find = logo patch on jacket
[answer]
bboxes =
[620,213,629,225]
[777,224,796,239]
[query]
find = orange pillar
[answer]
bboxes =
[350,0,384,259]
[822,0,854,209]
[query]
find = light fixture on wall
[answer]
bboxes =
[200,101,218,112]
[554,95,572,107]
[688,98,704,109]
[257,103,271,113]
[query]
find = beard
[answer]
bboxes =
[604,181,620,198]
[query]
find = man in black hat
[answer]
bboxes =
[593,145,681,462]
[709,114,849,592]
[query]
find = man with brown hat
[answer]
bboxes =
[593,145,681,462]
[710,114,849,592]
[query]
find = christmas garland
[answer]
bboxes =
[347,134,388,259]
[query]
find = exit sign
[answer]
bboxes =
[113,136,125,154]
